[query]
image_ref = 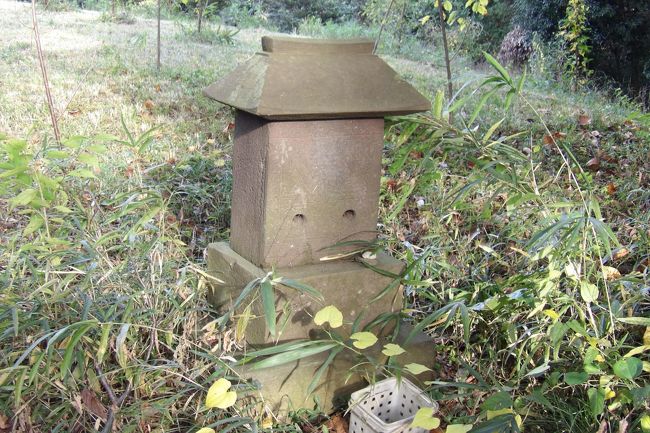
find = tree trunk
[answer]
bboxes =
[437,0,453,123]
[197,0,208,33]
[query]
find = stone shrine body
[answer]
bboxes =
[204,35,432,414]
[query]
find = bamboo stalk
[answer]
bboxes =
[31,0,61,144]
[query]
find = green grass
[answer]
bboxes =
[0,1,648,432]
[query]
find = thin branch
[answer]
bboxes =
[437,1,453,123]
[156,0,161,70]
[31,0,61,144]
[373,0,396,54]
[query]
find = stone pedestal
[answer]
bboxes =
[207,242,436,417]
[238,322,436,417]
[207,242,404,345]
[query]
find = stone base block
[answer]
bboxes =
[207,242,405,345]
[237,322,436,418]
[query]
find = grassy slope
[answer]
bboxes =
[1,2,649,432]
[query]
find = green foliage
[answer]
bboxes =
[379,54,649,431]
[0,132,253,431]
[255,0,363,31]
[514,0,650,104]
[558,0,591,85]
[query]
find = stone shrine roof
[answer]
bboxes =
[203,36,431,120]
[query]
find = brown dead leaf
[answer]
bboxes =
[81,388,108,421]
[326,414,348,433]
[578,114,592,126]
[602,266,621,281]
[0,413,9,429]
[586,157,600,172]
[612,248,630,261]
[543,131,567,145]
[144,100,155,112]
[386,178,398,192]
[154,84,161,92]
[606,183,617,195]
[68,109,82,117]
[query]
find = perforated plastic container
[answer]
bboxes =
[348,377,438,433]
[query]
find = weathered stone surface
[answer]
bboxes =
[236,321,436,418]
[207,242,404,345]
[203,36,431,120]
[230,110,384,269]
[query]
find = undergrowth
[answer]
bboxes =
[0,2,649,432]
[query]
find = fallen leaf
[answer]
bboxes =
[0,413,9,429]
[68,109,82,117]
[222,122,235,133]
[612,248,629,261]
[579,114,592,126]
[606,183,617,195]
[144,100,155,112]
[154,84,161,92]
[602,266,621,281]
[326,414,348,433]
[81,388,107,421]
[586,157,600,172]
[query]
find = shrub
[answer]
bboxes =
[497,25,532,67]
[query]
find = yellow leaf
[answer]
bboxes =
[382,343,406,357]
[624,345,650,358]
[197,429,216,433]
[420,15,431,25]
[488,409,522,428]
[410,407,440,430]
[404,363,432,375]
[446,425,473,433]
[487,408,513,420]
[602,266,621,281]
[543,309,560,320]
[261,417,273,429]
[443,0,453,11]
[205,378,237,409]
[643,327,650,346]
[350,331,377,349]
[314,305,343,328]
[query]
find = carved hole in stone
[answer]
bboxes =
[293,214,305,223]
[343,209,355,220]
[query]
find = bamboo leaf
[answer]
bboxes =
[260,279,276,337]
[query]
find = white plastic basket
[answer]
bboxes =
[348,377,438,433]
